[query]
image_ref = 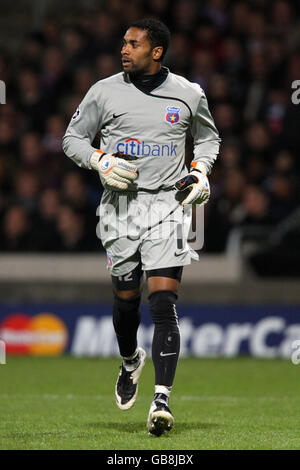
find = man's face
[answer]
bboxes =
[121,28,156,75]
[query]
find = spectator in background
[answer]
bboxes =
[73,66,96,97]
[204,0,228,29]
[12,171,40,217]
[239,185,271,226]
[230,2,250,41]
[213,102,238,139]
[243,122,271,162]
[41,46,68,99]
[61,171,99,243]
[56,204,96,252]
[270,0,294,38]
[2,205,32,251]
[20,33,46,68]
[16,67,51,132]
[0,156,8,226]
[267,174,297,223]
[165,32,191,76]
[0,120,17,155]
[204,168,246,251]
[91,12,121,55]
[218,140,241,170]
[190,50,215,90]
[61,171,91,214]
[207,74,230,103]
[219,36,245,105]
[61,27,89,73]
[172,0,199,34]
[145,0,172,24]
[95,54,119,80]
[265,36,287,89]
[32,188,61,251]
[244,156,267,186]
[264,88,288,137]
[273,150,295,177]
[20,132,44,170]
[43,115,66,155]
[243,51,268,122]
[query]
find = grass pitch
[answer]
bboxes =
[0,356,299,450]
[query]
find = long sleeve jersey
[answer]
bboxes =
[62,69,221,191]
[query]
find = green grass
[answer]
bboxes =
[0,356,300,450]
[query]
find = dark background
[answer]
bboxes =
[0,0,300,276]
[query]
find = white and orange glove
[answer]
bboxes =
[175,162,210,206]
[90,150,138,190]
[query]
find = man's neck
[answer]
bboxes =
[129,66,169,94]
[140,64,162,77]
[129,65,161,80]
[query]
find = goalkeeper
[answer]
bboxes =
[62,18,220,437]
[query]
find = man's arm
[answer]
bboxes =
[62,84,138,189]
[175,87,220,206]
[62,84,102,170]
[190,87,221,175]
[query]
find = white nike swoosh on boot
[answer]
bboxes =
[160,351,177,357]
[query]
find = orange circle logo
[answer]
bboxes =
[28,313,68,356]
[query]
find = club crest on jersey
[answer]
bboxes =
[165,106,180,125]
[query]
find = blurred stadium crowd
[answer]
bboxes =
[0,0,300,254]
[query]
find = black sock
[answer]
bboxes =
[113,293,141,357]
[149,290,180,387]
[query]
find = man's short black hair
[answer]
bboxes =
[129,18,170,62]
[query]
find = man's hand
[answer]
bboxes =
[90,150,138,190]
[175,162,210,206]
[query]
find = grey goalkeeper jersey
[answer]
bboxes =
[62,70,220,190]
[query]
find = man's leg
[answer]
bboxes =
[113,286,142,359]
[112,263,147,410]
[145,267,183,436]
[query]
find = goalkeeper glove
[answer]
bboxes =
[90,150,138,190]
[175,162,210,206]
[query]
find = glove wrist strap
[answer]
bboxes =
[190,161,207,176]
[90,150,105,170]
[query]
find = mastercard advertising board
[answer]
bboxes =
[0,312,68,356]
[1,303,300,358]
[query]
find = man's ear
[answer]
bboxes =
[152,46,163,61]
